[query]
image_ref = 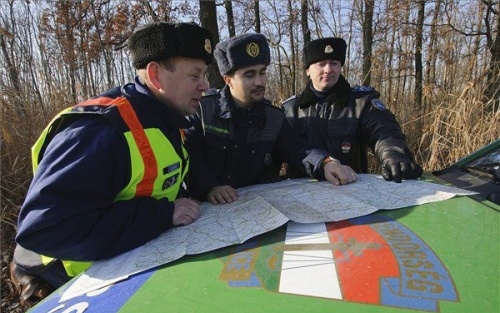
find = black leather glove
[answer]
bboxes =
[381,155,423,183]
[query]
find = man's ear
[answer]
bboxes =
[146,61,163,90]
[223,74,232,87]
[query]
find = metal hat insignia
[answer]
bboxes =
[246,42,260,57]
[204,39,212,54]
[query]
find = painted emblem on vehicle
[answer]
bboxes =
[218,215,458,312]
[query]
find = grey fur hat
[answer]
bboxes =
[214,33,270,75]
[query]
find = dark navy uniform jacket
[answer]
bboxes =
[282,75,417,173]
[185,86,328,201]
[16,78,189,262]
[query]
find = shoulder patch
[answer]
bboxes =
[352,86,374,92]
[371,99,386,110]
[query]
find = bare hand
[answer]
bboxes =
[207,185,238,204]
[173,198,200,226]
[323,161,357,185]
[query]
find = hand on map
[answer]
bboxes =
[381,155,423,183]
[208,185,239,204]
[173,198,200,226]
[323,161,357,186]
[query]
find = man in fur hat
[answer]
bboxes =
[185,33,356,205]
[12,22,213,299]
[282,37,423,182]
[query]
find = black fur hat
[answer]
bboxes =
[214,33,270,75]
[303,37,347,69]
[128,22,214,69]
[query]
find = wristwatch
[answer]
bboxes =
[322,156,341,168]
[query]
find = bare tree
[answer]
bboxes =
[255,0,261,33]
[139,0,160,22]
[415,0,425,113]
[224,0,236,37]
[199,0,224,89]
[301,0,310,45]
[424,0,441,115]
[288,0,297,95]
[362,0,374,86]
[0,27,23,117]
[263,0,294,100]
[482,0,500,111]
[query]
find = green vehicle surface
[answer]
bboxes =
[28,140,500,313]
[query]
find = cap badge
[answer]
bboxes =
[204,39,212,54]
[324,44,334,53]
[246,42,260,58]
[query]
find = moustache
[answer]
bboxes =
[252,87,265,93]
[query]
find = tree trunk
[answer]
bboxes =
[415,0,425,116]
[484,1,500,112]
[425,0,441,115]
[288,0,296,95]
[362,0,374,86]
[255,0,261,33]
[301,0,310,45]
[224,0,236,37]
[199,0,224,89]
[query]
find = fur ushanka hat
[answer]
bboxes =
[214,33,270,75]
[128,22,214,69]
[303,37,347,69]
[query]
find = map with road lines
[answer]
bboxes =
[60,175,476,301]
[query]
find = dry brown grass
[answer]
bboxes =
[418,82,500,171]
[1,95,63,312]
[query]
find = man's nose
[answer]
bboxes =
[255,74,266,85]
[199,79,209,91]
[323,63,334,72]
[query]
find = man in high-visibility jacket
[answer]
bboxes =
[12,22,214,300]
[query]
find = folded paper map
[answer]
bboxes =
[60,175,476,301]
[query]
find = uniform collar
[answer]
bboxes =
[216,85,233,118]
[297,74,351,109]
[216,85,267,123]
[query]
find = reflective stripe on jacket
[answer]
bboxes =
[31,96,189,276]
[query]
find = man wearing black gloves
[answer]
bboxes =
[282,37,422,182]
